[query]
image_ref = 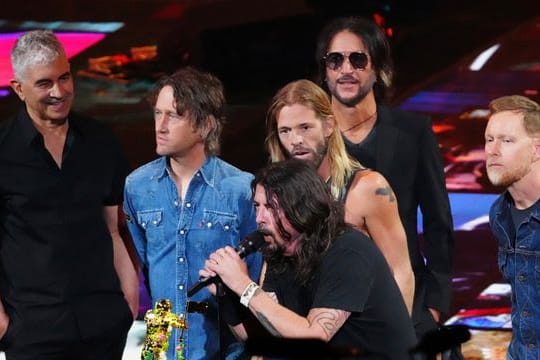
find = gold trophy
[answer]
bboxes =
[141,299,188,360]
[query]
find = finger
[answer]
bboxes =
[209,254,221,265]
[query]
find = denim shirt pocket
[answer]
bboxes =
[198,209,238,252]
[137,210,165,250]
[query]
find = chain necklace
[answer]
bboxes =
[341,111,377,133]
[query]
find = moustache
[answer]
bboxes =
[257,227,273,237]
[337,75,358,83]
[45,97,65,105]
[290,146,311,156]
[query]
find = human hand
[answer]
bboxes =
[205,246,251,295]
[128,301,138,320]
[198,267,217,296]
[0,311,9,339]
[428,307,440,323]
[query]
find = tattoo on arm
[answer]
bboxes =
[308,309,350,340]
[254,311,282,337]
[375,186,395,202]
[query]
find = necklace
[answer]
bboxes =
[341,111,377,133]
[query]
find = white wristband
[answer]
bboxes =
[240,281,260,307]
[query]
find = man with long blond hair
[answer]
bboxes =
[265,79,414,314]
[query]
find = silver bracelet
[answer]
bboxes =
[240,281,260,307]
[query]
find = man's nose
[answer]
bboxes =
[156,115,168,132]
[256,208,267,224]
[290,130,304,145]
[485,142,499,156]
[49,82,65,98]
[340,56,355,73]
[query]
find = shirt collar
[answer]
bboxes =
[500,191,540,219]
[154,155,217,187]
[16,107,40,146]
[16,107,80,146]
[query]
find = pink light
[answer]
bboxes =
[0,32,106,87]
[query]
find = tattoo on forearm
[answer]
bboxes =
[255,311,282,337]
[308,309,349,340]
[375,186,395,202]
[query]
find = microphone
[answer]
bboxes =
[187,230,265,297]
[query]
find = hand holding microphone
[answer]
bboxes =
[188,231,264,297]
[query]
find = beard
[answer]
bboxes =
[487,161,531,188]
[286,140,328,169]
[261,239,297,275]
[327,74,375,107]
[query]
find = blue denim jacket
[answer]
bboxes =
[490,192,540,359]
[124,156,262,360]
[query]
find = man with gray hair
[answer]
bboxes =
[0,29,138,358]
[485,95,540,359]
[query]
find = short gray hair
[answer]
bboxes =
[11,29,66,81]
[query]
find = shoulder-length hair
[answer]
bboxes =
[266,79,364,199]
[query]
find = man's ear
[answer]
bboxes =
[200,115,216,139]
[324,115,336,138]
[10,79,25,101]
[533,137,540,161]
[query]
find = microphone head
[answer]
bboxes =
[236,231,265,258]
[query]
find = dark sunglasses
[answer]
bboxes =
[323,52,369,70]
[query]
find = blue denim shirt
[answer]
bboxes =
[124,156,262,360]
[490,192,540,359]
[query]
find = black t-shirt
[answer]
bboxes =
[342,123,378,169]
[264,228,416,359]
[510,204,533,233]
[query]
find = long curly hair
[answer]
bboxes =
[253,159,346,285]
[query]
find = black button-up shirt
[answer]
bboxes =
[0,107,131,344]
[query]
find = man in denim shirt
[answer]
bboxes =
[485,95,540,359]
[124,67,262,359]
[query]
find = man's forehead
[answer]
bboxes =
[487,111,527,134]
[329,31,366,51]
[255,185,280,205]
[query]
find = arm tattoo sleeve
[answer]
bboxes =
[375,186,396,202]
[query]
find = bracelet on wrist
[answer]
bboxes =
[240,281,260,307]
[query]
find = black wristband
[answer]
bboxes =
[219,287,248,326]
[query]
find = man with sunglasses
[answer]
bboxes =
[316,16,454,341]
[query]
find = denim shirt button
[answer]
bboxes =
[178,257,184,263]
[207,222,212,228]
[178,285,184,290]
[224,225,230,231]
[174,200,178,206]
[186,203,191,208]
[179,229,185,235]
[518,274,526,281]
[529,343,536,349]
[522,310,529,317]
